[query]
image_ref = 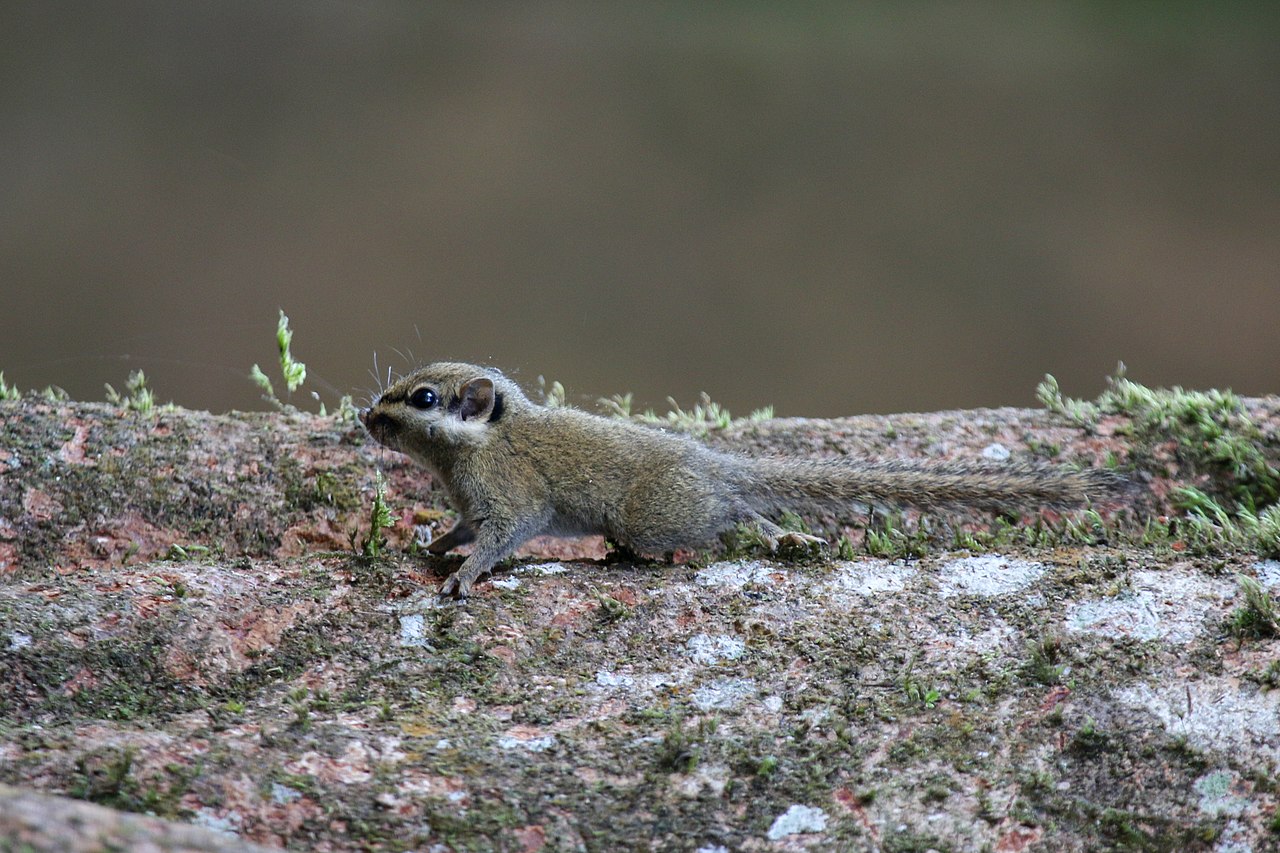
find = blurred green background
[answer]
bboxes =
[3,2,1277,417]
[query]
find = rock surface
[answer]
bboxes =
[2,397,1279,851]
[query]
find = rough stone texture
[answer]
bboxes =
[2,397,1279,851]
[0,782,278,852]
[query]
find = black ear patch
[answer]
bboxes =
[489,392,504,422]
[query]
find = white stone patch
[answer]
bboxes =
[398,614,430,648]
[7,632,32,651]
[490,576,521,590]
[637,673,677,693]
[935,555,1046,598]
[191,808,240,837]
[821,559,913,596]
[674,763,730,799]
[981,443,1011,461]
[1254,560,1280,590]
[767,804,828,840]
[691,677,757,711]
[375,735,407,764]
[497,734,556,753]
[1194,770,1250,817]
[270,782,301,804]
[1213,825,1255,853]
[595,670,636,689]
[517,562,567,575]
[1117,678,1280,764]
[590,671,676,697]
[685,633,746,665]
[1066,569,1233,644]
[799,705,831,726]
[695,560,782,590]
[924,619,1017,662]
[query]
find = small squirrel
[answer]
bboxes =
[359,362,1117,597]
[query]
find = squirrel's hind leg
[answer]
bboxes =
[747,514,828,555]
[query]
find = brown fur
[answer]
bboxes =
[360,362,1118,597]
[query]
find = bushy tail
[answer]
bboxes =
[737,457,1120,515]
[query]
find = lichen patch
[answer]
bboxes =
[1066,568,1233,644]
[934,555,1046,598]
[694,560,785,589]
[1116,677,1280,765]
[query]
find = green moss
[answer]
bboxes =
[358,471,396,559]
[0,371,21,401]
[640,392,734,434]
[1040,367,1280,513]
[69,745,194,817]
[601,388,767,434]
[279,456,361,514]
[1227,574,1278,641]
[1022,632,1068,686]
[654,715,718,774]
[0,619,194,724]
[865,512,931,559]
[103,369,158,414]
[1170,488,1280,558]
[593,591,632,623]
[536,375,568,408]
[1246,658,1280,690]
[883,830,952,853]
[900,658,941,710]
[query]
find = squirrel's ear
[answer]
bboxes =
[458,377,496,422]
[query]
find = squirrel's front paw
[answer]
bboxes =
[439,565,486,599]
[438,572,468,599]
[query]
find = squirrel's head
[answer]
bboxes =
[360,362,529,461]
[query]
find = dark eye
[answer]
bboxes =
[408,387,438,410]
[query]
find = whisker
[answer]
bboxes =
[392,347,415,369]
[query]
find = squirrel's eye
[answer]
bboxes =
[408,387,438,410]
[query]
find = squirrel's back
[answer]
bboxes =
[510,408,1117,545]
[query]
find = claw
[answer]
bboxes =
[773,531,828,551]
[766,530,829,561]
[438,573,464,599]
[438,566,485,599]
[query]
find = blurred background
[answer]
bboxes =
[2,2,1277,418]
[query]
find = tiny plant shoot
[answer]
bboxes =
[251,310,308,408]
[360,471,396,559]
[276,309,307,393]
[0,372,20,401]
[104,369,156,414]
